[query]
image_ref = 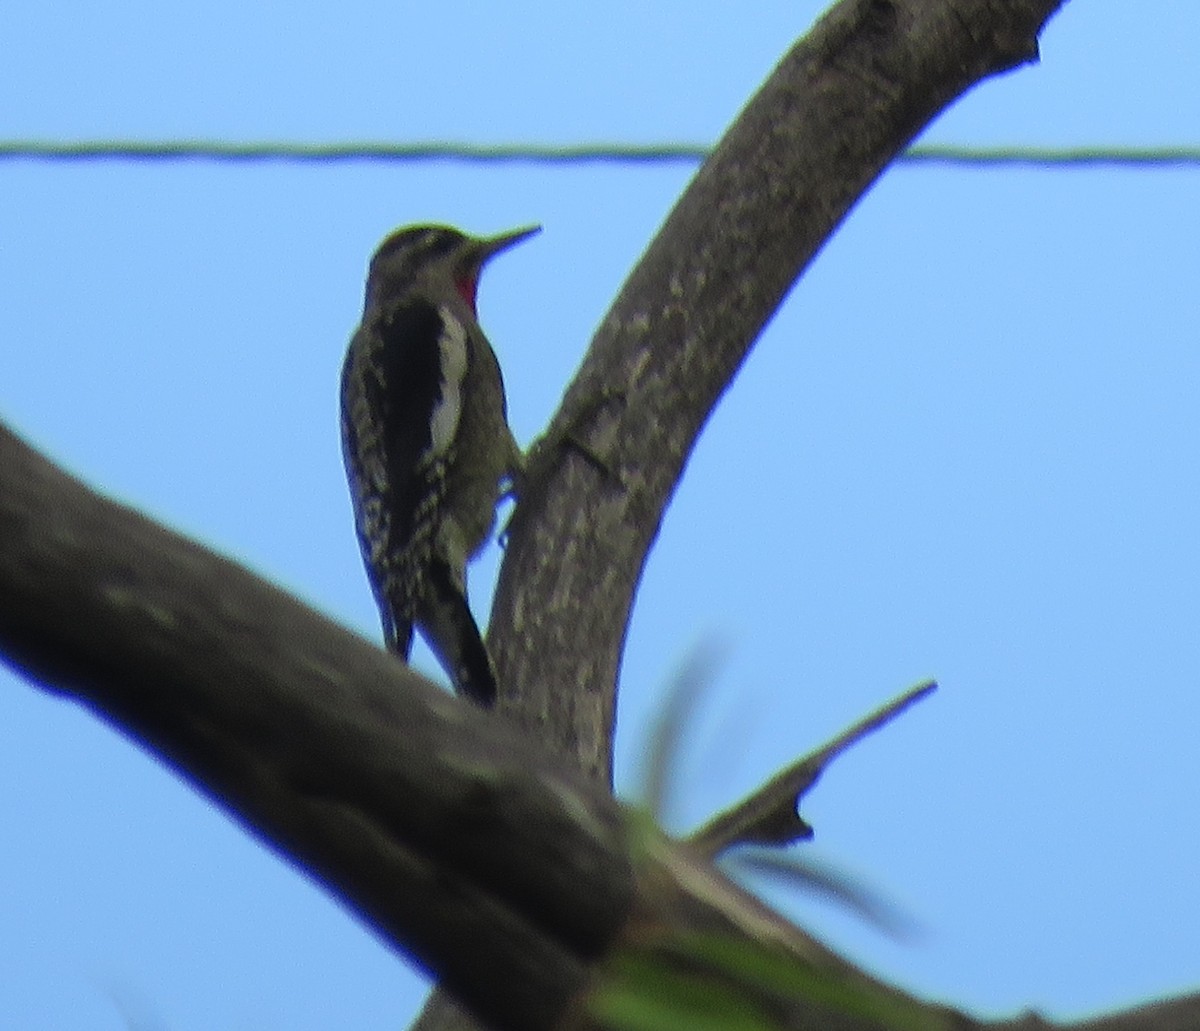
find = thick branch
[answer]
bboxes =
[5,428,1200,1030]
[0,418,948,1030]
[0,421,629,1031]
[490,0,1065,784]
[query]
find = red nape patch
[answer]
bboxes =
[456,276,479,311]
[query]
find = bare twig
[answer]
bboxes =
[688,681,937,857]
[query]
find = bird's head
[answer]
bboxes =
[365,223,540,312]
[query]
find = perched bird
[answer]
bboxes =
[341,223,537,705]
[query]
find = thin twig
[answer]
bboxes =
[688,681,937,857]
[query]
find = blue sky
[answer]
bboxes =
[3,1,1199,1028]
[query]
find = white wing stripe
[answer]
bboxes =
[429,307,468,460]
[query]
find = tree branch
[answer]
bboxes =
[689,680,937,856]
[489,0,1066,786]
[0,419,960,1031]
[0,420,627,1031]
[4,414,1200,1030]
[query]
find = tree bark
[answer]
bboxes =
[4,426,1198,1031]
[489,0,1064,787]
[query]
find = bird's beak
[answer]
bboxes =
[477,224,541,263]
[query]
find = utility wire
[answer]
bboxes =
[905,145,1200,167]
[0,140,701,165]
[1,139,1199,168]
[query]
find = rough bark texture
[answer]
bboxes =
[4,420,1200,1031]
[489,0,1062,786]
[0,422,632,1030]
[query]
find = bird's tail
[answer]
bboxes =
[382,611,415,659]
[420,560,498,706]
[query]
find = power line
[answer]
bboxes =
[1,139,1199,167]
[0,140,704,164]
[905,145,1200,167]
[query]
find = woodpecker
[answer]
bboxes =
[340,223,537,706]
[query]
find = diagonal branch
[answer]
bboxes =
[0,420,629,1031]
[688,680,937,857]
[488,0,1066,785]
[7,421,1200,1031]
